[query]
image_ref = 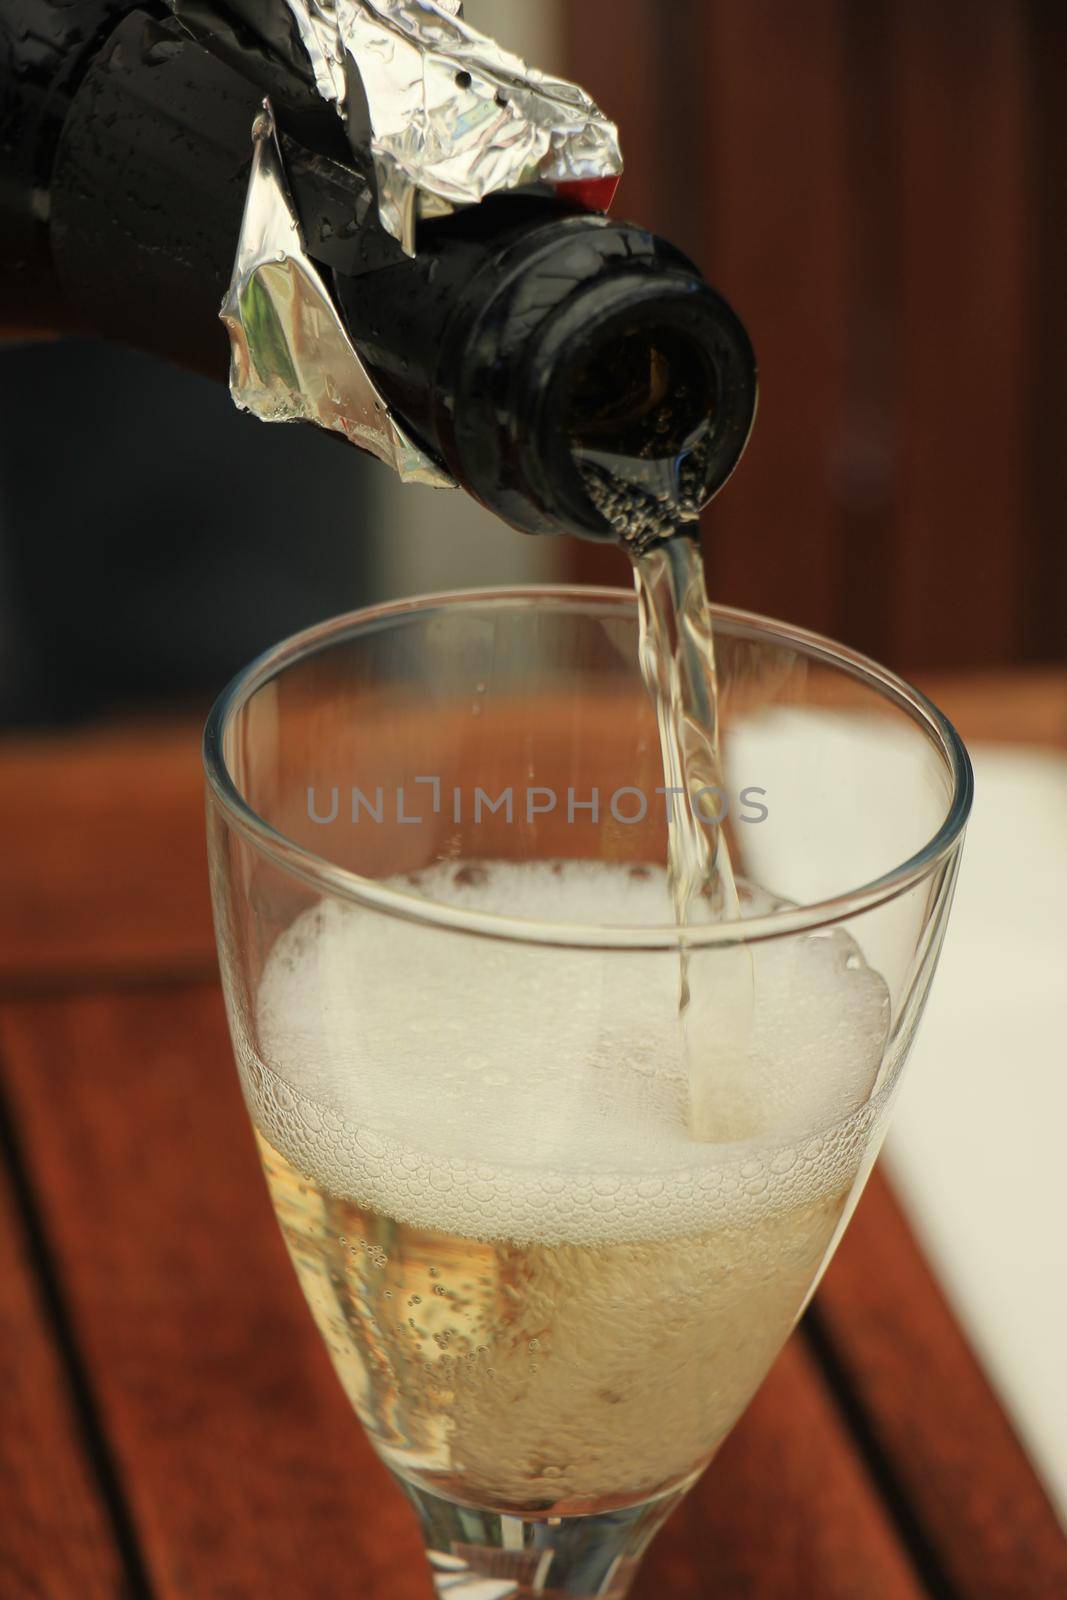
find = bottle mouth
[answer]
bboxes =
[567,323,722,547]
[524,275,758,544]
[567,325,713,452]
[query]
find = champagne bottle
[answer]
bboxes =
[0,2,757,539]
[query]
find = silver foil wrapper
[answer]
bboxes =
[220,102,453,487]
[287,0,464,109]
[287,1,347,105]
[287,0,622,253]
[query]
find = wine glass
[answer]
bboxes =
[203,586,971,1599]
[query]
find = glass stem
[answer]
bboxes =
[397,1476,690,1599]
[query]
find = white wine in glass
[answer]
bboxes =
[205,589,971,1597]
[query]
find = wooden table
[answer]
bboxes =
[1,671,1065,1599]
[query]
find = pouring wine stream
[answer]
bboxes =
[577,402,754,1141]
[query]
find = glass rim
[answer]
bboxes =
[202,585,974,951]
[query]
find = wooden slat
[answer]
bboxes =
[814,1175,1067,1599]
[1025,0,1067,663]
[835,0,900,670]
[888,0,1029,669]
[0,982,925,1600]
[699,0,849,641]
[0,718,214,990]
[0,985,428,1600]
[0,1132,124,1597]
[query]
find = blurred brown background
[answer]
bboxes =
[564,0,1066,671]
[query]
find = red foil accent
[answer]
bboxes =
[554,175,620,214]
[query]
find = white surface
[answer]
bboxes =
[885,744,1067,1523]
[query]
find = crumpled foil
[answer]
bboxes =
[286,0,345,105]
[285,0,622,253]
[220,100,453,486]
[285,0,462,109]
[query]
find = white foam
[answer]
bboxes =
[242,862,891,1244]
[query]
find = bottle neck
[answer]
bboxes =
[338,202,756,541]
